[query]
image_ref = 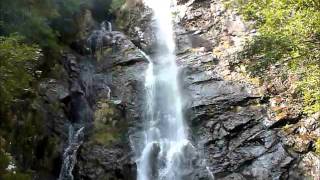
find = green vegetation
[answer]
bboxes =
[227,0,320,115]
[0,145,11,175]
[92,101,123,145]
[0,0,91,48]
[2,173,32,180]
[110,0,126,13]
[0,35,41,178]
[0,0,120,178]
[316,138,320,154]
[0,35,41,111]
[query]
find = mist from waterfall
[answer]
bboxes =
[136,0,194,179]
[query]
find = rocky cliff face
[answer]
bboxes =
[37,1,319,179]
[119,0,320,179]
[75,30,148,180]
[178,1,319,179]
[175,1,293,179]
[37,22,149,179]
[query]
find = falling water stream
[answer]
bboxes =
[58,126,84,180]
[136,0,195,179]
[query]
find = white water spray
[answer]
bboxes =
[136,0,194,179]
[58,126,84,180]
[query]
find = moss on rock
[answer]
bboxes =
[90,100,126,146]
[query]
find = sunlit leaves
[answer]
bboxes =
[297,65,320,114]
[229,0,320,114]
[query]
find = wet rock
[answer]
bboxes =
[119,5,156,53]
[44,0,319,179]
[39,79,69,104]
[76,144,136,180]
[220,173,246,180]
[36,17,149,178]
[37,76,71,140]
[241,144,293,180]
[72,28,148,179]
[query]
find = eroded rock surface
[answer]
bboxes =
[74,29,148,180]
[38,24,148,179]
[39,1,319,179]
[173,0,320,179]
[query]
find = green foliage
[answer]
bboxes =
[0,0,104,55]
[0,151,10,174]
[92,129,120,145]
[243,34,293,74]
[229,0,320,114]
[12,110,43,168]
[50,0,91,43]
[1,136,33,180]
[0,35,41,110]
[91,101,125,145]
[316,138,320,155]
[2,172,32,180]
[110,0,126,14]
[0,0,58,49]
[0,35,57,175]
[0,0,121,177]
[297,65,320,114]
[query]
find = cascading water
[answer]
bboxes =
[136,0,195,179]
[58,126,84,180]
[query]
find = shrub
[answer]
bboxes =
[0,35,41,110]
[228,0,320,114]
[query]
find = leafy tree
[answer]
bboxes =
[0,35,41,111]
[0,0,125,178]
[227,0,320,114]
[0,0,59,49]
[0,0,99,50]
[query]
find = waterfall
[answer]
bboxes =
[100,21,112,32]
[107,21,112,32]
[58,126,84,180]
[136,0,194,179]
